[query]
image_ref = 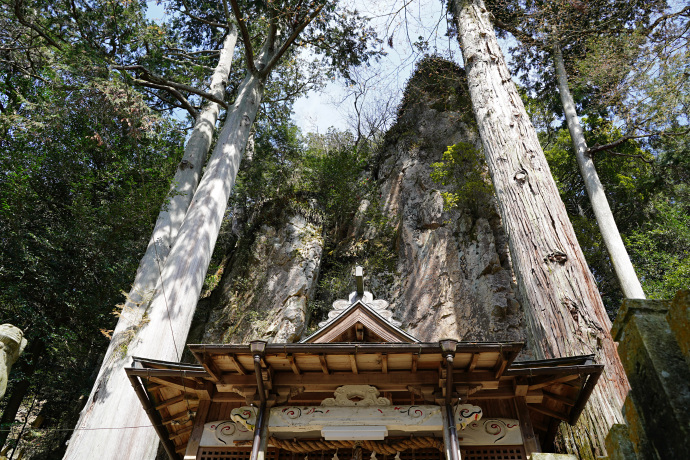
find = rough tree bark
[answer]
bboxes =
[63,30,238,460]
[452,1,628,456]
[553,42,645,300]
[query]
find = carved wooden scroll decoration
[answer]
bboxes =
[230,406,258,431]
[200,420,254,447]
[459,419,521,445]
[321,385,391,407]
[455,404,483,430]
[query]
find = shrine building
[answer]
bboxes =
[126,268,602,460]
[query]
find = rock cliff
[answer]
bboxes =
[195,57,527,350]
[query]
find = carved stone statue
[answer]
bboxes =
[0,324,27,401]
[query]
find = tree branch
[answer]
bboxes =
[222,0,233,27]
[595,150,654,164]
[13,0,63,50]
[133,78,198,119]
[490,14,546,52]
[645,6,690,34]
[588,128,690,155]
[229,0,256,74]
[113,65,228,109]
[262,4,325,77]
[179,0,229,29]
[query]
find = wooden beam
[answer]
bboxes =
[201,355,224,382]
[356,323,364,341]
[161,409,193,425]
[128,374,179,460]
[349,354,358,374]
[288,355,301,375]
[218,370,442,393]
[155,394,188,411]
[277,370,438,390]
[319,354,330,374]
[470,388,543,403]
[514,378,529,397]
[212,392,248,402]
[170,425,193,441]
[505,364,603,376]
[528,374,580,391]
[528,403,569,422]
[515,396,541,456]
[381,353,388,374]
[197,380,215,400]
[228,354,247,375]
[467,353,479,372]
[149,376,203,394]
[493,354,507,379]
[411,353,418,373]
[191,342,524,355]
[127,368,209,379]
[543,390,576,406]
[569,369,602,425]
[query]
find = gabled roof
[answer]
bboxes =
[301,299,419,343]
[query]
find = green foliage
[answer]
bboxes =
[539,114,690,313]
[0,71,181,450]
[398,55,472,116]
[626,192,690,299]
[430,142,493,216]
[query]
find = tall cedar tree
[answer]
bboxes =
[448,0,629,456]
[63,1,380,459]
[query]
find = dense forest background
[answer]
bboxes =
[0,0,687,458]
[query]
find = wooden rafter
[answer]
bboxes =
[467,353,479,372]
[349,354,358,374]
[228,354,247,375]
[319,354,329,374]
[288,355,301,374]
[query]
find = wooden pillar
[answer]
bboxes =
[514,396,541,455]
[442,404,462,460]
[184,400,211,460]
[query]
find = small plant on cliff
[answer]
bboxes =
[430,142,494,216]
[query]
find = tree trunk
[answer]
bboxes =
[553,42,645,300]
[453,1,628,456]
[63,31,238,460]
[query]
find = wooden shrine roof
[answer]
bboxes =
[125,343,602,458]
[301,300,420,343]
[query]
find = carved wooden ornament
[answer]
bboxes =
[270,405,443,434]
[200,420,253,447]
[459,419,521,445]
[230,406,258,431]
[321,385,390,406]
[455,404,483,430]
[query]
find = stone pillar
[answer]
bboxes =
[605,290,690,459]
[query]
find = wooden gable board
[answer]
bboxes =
[301,300,419,343]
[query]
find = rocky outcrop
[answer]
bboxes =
[369,61,527,344]
[198,58,526,351]
[197,213,323,344]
